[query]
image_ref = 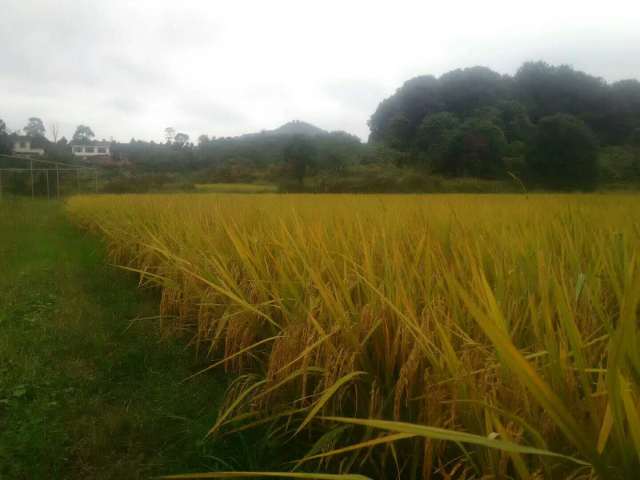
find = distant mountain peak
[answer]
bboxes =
[270,120,328,136]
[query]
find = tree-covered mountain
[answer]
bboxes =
[370,62,640,146]
[3,62,639,193]
[238,120,331,140]
[368,61,640,188]
[268,120,329,137]
[109,121,363,184]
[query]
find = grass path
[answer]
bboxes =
[0,200,269,479]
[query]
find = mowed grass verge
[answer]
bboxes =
[0,199,276,479]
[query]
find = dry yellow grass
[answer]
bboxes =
[67,193,640,479]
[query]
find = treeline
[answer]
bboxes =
[102,62,640,191]
[0,119,12,154]
[112,127,364,181]
[369,61,640,189]
[3,61,640,192]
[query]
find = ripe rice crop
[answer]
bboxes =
[67,193,640,479]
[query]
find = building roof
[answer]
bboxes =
[69,140,111,147]
[10,134,50,148]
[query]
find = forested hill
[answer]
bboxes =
[370,62,640,146]
[368,61,640,187]
[3,62,639,193]
[269,120,328,137]
[238,120,330,139]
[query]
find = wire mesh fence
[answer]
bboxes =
[0,154,98,199]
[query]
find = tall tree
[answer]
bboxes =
[198,134,210,147]
[444,119,507,177]
[384,113,412,149]
[514,62,608,121]
[368,75,443,144]
[498,100,535,143]
[50,122,60,143]
[283,135,316,184]
[0,118,12,154]
[24,117,46,137]
[72,125,95,143]
[631,128,640,175]
[439,66,506,114]
[416,112,460,168]
[174,132,189,146]
[526,114,599,190]
[165,127,176,144]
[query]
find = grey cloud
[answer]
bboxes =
[322,80,389,112]
[107,96,145,114]
[1,0,639,142]
[180,98,247,126]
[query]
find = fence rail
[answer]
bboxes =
[0,154,98,199]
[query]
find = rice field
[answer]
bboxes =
[67,193,640,479]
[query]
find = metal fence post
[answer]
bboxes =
[30,159,34,198]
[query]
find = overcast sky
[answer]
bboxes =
[1,0,639,142]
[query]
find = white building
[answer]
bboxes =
[12,136,46,156]
[70,141,111,158]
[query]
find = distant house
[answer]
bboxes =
[70,141,111,159]
[11,135,47,156]
[69,140,125,166]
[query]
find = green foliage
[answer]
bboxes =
[444,119,507,177]
[383,113,412,149]
[439,66,507,114]
[278,163,517,194]
[367,61,640,186]
[498,100,536,143]
[599,145,640,183]
[43,138,74,163]
[415,112,459,167]
[631,127,640,147]
[505,140,526,158]
[368,67,509,147]
[100,172,194,193]
[368,75,442,144]
[198,134,210,146]
[514,62,608,120]
[8,61,636,193]
[283,135,316,183]
[527,114,599,190]
[23,117,46,137]
[0,118,11,154]
[174,132,190,146]
[112,139,197,172]
[72,125,95,143]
